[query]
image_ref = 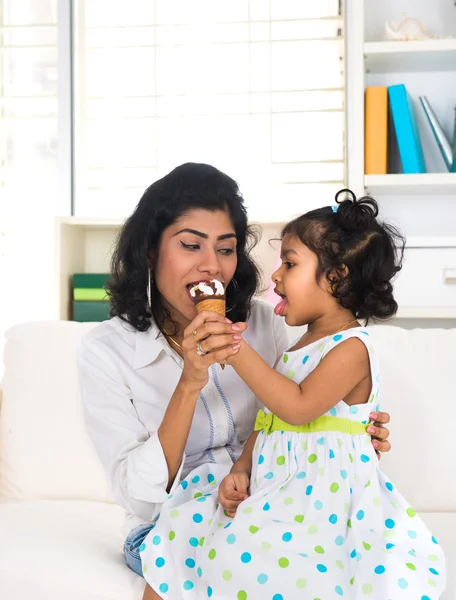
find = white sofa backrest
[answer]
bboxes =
[0,320,455,513]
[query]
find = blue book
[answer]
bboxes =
[388,84,426,174]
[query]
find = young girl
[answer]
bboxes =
[140,191,446,599]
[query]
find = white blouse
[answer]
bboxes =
[77,299,289,533]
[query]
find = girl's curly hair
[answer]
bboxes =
[106,163,261,332]
[282,189,405,323]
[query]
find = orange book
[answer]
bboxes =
[365,87,388,174]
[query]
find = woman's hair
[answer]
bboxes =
[107,163,261,332]
[282,189,405,323]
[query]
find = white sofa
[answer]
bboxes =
[0,321,454,599]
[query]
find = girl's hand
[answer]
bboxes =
[180,311,248,391]
[367,411,391,458]
[219,472,250,518]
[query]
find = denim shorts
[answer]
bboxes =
[124,522,155,577]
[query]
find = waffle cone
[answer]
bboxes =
[196,298,226,317]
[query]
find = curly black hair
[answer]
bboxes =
[282,189,405,323]
[107,163,261,332]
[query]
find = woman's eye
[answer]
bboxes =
[181,242,199,251]
[219,248,235,255]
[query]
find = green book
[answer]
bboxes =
[73,301,111,322]
[73,288,109,301]
[73,273,111,289]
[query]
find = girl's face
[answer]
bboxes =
[272,234,333,326]
[154,209,238,327]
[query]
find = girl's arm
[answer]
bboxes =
[230,430,260,477]
[229,338,370,426]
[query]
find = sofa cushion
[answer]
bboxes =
[0,321,111,503]
[0,500,145,600]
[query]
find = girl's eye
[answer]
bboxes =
[181,242,199,250]
[285,261,294,269]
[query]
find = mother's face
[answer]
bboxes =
[154,209,238,323]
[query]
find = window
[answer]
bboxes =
[74,0,345,221]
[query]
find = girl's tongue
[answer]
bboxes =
[274,297,288,316]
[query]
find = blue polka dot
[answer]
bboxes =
[139,543,146,552]
[421,597,431,600]
[333,334,343,341]
[296,471,306,479]
[189,537,198,547]
[224,522,232,529]
[314,500,323,510]
[303,355,310,364]
[408,550,416,557]
[156,557,165,568]
[288,441,292,451]
[329,449,335,459]
[349,405,358,414]
[350,549,356,558]
[429,568,439,575]
[197,567,203,577]
[385,482,393,491]
[159,583,169,593]
[360,454,370,463]
[263,502,270,511]
[273,595,283,600]
[356,510,365,521]
[207,587,213,597]
[258,454,265,465]
[432,536,438,544]
[227,534,236,544]
[407,530,417,539]
[185,558,195,568]
[317,564,328,573]
[398,578,408,589]
[192,475,200,484]
[282,532,292,542]
[329,407,337,416]
[385,519,395,529]
[374,565,385,574]
[264,471,274,479]
[335,535,344,546]
[335,586,344,596]
[386,543,395,550]
[317,436,325,445]
[193,513,203,523]
[207,473,215,483]
[340,469,347,479]
[329,513,338,524]
[197,496,207,502]
[183,580,194,590]
[153,535,161,545]
[257,574,268,584]
[181,480,188,490]
[306,485,313,496]
[241,552,252,563]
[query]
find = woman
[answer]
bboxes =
[77,163,391,596]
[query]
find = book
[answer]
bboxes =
[365,87,388,175]
[388,84,426,174]
[73,273,111,289]
[73,288,109,301]
[73,301,110,322]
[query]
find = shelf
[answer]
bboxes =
[364,39,456,72]
[395,306,456,319]
[364,173,456,195]
[59,217,125,229]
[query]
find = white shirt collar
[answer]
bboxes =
[133,318,171,369]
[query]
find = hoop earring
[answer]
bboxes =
[147,269,152,310]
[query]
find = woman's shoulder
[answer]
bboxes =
[78,316,139,362]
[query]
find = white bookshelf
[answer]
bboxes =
[365,39,456,73]
[364,173,456,195]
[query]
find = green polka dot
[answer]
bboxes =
[336,560,344,569]
[224,510,230,517]
[284,497,294,505]
[199,537,205,546]
[170,509,179,518]
[317,343,325,351]
[428,554,439,562]
[362,583,373,594]
[365,480,371,488]
[286,370,295,379]
[385,530,395,539]
[308,454,317,463]
[223,570,232,581]
[193,492,203,498]
[369,393,375,402]
[349,453,354,463]
[318,467,325,476]
[168,531,175,541]
[277,456,286,466]
[208,549,216,560]
[261,542,272,551]
[237,591,247,600]
[347,519,352,528]
[208,519,213,526]
[278,557,289,568]
[302,440,308,451]
[373,496,381,506]
[406,562,416,570]
[363,542,371,551]
[242,506,253,515]
[283,354,289,363]
[248,526,259,534]
[209,480,217,486]
[142,564,147,573]
[296,579,307,589]
[428,578,437,587]
[308,525,318,534]
[294,514,304,523]
[406,507,416,517]
[314,546,325,554]
[337,438,343,448]
[330,482,339,493]
[350,577,355,585]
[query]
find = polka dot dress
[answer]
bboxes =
[140,329,446,599]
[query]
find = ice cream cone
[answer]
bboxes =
[196,298,226,317]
